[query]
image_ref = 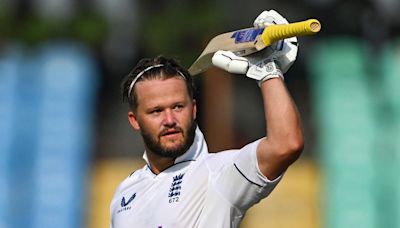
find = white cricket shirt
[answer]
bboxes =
[110,127,282,228]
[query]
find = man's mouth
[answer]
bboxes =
[160,128,182,137]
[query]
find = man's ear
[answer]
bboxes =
[192,99,197,120]
[128,111,140,130]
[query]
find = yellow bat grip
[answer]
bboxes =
[261,19,321,46]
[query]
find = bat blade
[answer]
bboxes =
[188,27,264,76]
[188,19,321,76]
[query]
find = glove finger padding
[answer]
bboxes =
[273,37,298,73]
[245,35,297,74]
[253,10,289,28]
[253,9,298,73]
[212,50,249,74]
[212,50,283,83]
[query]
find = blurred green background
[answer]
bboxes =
[1,0,400,227]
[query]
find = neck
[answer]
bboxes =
[146,150,176,174]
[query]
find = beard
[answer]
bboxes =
[140,121,197,158]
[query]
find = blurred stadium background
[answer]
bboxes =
[1,0,400,227]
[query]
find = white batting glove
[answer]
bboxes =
[212,10,298,84]
[253,10,298,74]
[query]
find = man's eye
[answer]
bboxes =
[174,105,184,110]
[151,109,161,114]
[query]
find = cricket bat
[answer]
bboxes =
[188,19,321,76]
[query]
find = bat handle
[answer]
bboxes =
[260,19,321,47]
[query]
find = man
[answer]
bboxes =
[110,10,304,228]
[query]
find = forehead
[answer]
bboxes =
[134,77,190,108]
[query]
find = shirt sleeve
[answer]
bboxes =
[208,139,284,211]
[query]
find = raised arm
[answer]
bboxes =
[212,10,304,180]
[257,76,303,180]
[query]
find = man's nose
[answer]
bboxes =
[163,109,176,126]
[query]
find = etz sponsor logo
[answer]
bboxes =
[117,193,136,214]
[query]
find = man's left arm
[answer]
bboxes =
[212,10,304,181]
[257,74,303,180]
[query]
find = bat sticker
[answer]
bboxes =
[231,28,264,43]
